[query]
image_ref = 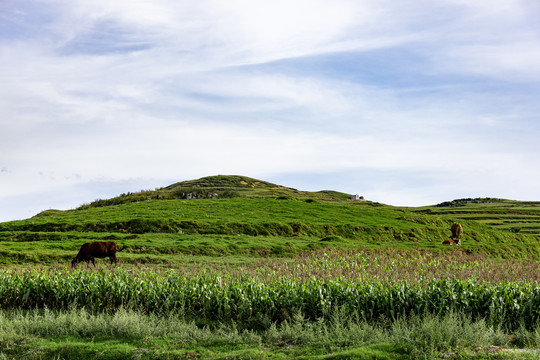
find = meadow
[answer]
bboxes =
[1,195,539,266]
[2,248,540,359]
[1,176,540,359]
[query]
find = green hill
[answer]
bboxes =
[0,175,539,266]
[74,175,353,208]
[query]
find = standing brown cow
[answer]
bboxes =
[71,241,125,268]
[450,223,463,245]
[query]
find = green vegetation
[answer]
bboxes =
[1,250,540,330]
[1,249,540,359]
[1,175,540,358]
[1,308,539,359]
[416,198,540,238]
[1,176,539,265]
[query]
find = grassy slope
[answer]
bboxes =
[414,198,540,237]
[0,176,539,266]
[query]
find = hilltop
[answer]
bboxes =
[72,175,354,209]
[0,175,539,266]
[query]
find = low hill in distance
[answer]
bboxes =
[0,175,539,266]
[74,175,354,208]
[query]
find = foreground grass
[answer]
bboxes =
[1,308,538,359]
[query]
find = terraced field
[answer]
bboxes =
[415,199,540,238]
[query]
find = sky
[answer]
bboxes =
[1,0,540,222]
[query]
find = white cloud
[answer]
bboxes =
[1,0,540,221]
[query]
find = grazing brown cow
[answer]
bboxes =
[450,223,463,245]
[71,241,125,268]
[442,238,458,245]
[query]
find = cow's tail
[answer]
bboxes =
[118,245,126,252]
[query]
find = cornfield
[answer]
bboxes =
[1,248,539,331]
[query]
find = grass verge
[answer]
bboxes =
[0,308,538,359]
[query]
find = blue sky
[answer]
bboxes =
[1,0,539,221]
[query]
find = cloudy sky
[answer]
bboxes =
[1,0,539,221]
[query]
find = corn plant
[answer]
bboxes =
[1,267,539,331]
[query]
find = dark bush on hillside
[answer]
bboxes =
[80,194,151,209]
[437,198,495,207]
[320,235,345,242]
[275,196,293,200]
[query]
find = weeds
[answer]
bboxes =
[1,308,538,359]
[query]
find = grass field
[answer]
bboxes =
[415,198,540,238]
[1,175,540,359]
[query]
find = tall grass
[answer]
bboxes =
[1,308,538,359]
